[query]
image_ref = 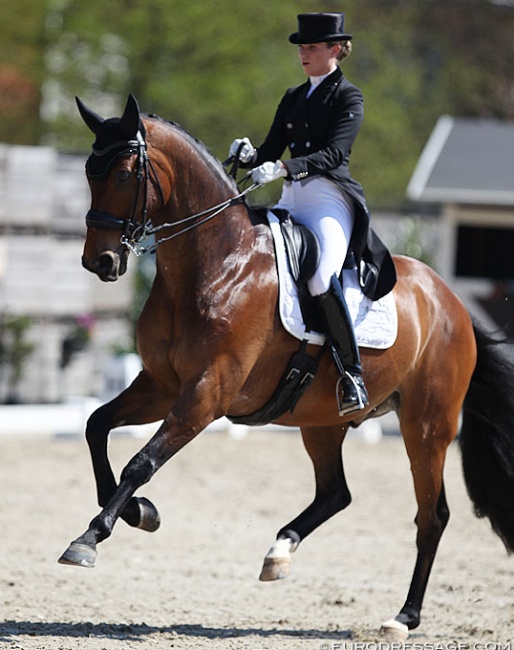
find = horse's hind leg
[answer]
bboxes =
[85,370,173,531]
[381,405,458,640]
[260,424,350,581]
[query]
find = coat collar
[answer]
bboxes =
[313,66,343,92]
[299,66,343,99]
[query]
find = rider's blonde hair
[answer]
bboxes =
[328,40,352,61]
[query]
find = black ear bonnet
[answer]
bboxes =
[76,94,146,179]
[86,117,146,179]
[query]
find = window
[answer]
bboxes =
[455,225,514,279]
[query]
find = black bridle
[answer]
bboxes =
[85,130,163,246]
[85,131,261,257]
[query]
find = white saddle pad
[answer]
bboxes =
[268,211,398,349]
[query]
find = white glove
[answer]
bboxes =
[228,137,256,164]
[251,161,288,185]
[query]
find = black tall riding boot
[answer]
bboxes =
[315,274,369,416]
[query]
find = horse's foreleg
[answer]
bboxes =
[260,425,350,581]
[58,380,218,568]
[85,370,174,532]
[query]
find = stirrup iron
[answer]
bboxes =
[336,371,367,416]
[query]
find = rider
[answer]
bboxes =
[229,12,382,416]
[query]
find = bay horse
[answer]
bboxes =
[59,94,514,640]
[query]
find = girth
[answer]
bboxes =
[227,340,324,427]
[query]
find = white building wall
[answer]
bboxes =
[0,143,137,403]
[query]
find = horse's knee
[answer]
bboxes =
[120,454,156,487]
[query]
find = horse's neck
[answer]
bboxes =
[153,155,256,291]
[146,124,274,300]
[163,138,237,220]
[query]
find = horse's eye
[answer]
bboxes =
[117,169,131,182]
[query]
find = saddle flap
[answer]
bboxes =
[266,209,398,350]
[273,209,320,283]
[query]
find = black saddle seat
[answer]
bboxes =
[272,208,321,284]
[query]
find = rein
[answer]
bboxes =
[131,183,260,256]
[86,130,261,257]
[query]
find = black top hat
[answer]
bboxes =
[289,13,352,44]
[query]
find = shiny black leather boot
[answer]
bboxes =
[315,274,369,416]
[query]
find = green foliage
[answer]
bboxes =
[392,216,436,268]
[345,4,429,207]
[1,0,514,208]
[0,0,51,143]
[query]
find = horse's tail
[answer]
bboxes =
[459,322,514,553]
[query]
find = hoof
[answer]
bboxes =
[259,556,291,581]
[380,619,409,642]
[58,542,97,568]
[135,497,161,532]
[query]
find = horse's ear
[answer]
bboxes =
[119,93,141,137]
[75,96,104,135]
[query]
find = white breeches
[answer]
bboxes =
[276,177,355,296]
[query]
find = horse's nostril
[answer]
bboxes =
[82,251,120,280]
[97,253,115,274]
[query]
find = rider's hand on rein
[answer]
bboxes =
[251,160,288,185]
[229,137,256,164]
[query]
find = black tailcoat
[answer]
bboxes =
[250,66,396,300]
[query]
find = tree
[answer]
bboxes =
[340,0,514,206]
[0,0,50,143]
[2,0,513,208]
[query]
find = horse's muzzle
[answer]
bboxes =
[82,250,127,282]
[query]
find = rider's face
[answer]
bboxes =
[298,42,340,76]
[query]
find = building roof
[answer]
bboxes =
[407,116,514,206]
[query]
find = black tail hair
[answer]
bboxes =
[460,322,514,552]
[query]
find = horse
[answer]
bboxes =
[59,94,514,640]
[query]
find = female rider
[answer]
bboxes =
[229,12,395,416]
